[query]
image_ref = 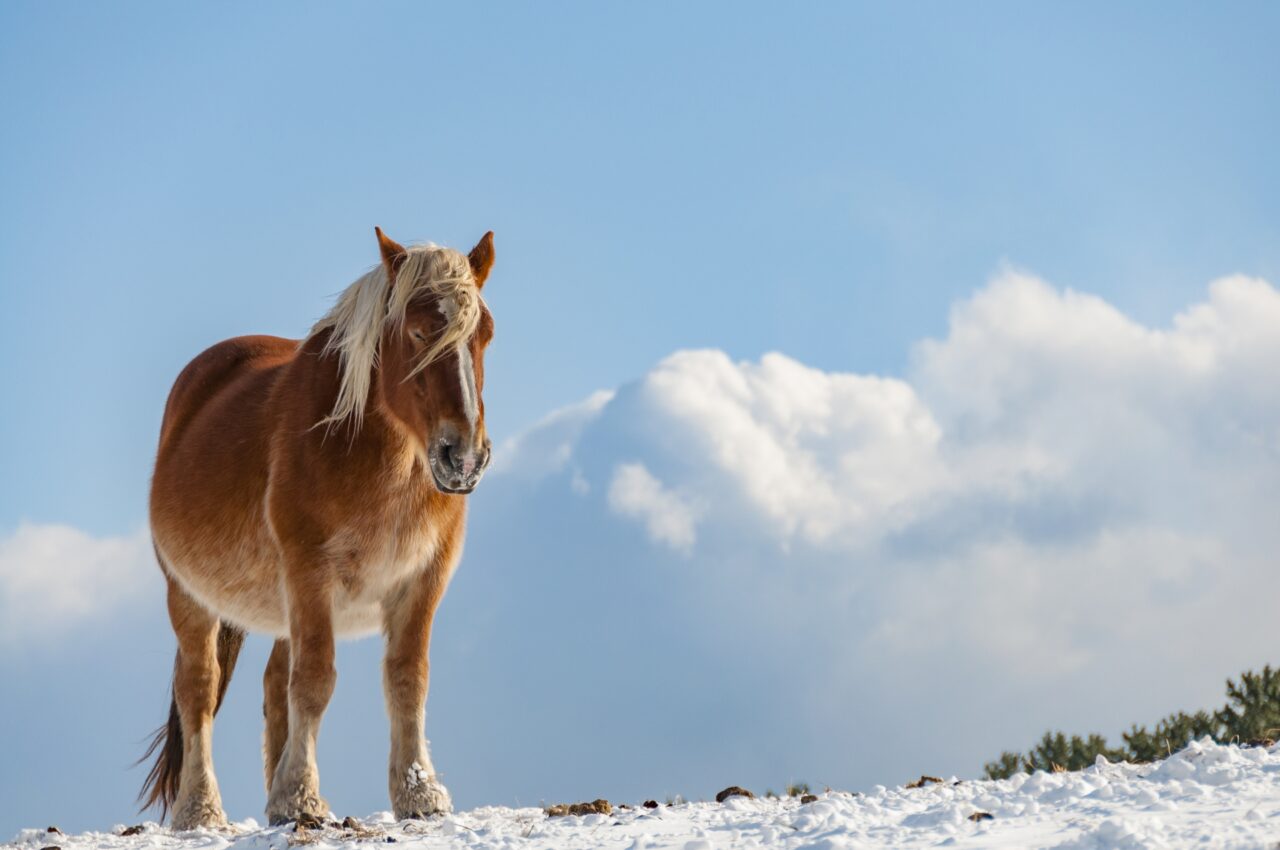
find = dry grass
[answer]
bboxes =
[544,799,612,817]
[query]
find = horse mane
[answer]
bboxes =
[305,244,481,430]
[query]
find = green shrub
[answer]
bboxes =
[982,751,1029,781]
[984,732,1122,778]
[1122,710,1219,763]
[1217,666,1280,742]
[983,665,1279,780]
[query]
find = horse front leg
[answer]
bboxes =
[382,562,453,818]
[266,565,335,825]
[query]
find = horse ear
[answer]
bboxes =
[375,226,407,271]
[468,231,495,289]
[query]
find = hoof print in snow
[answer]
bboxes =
[906,775,944,789]
[119,825,146,836]
[642,800,659,809]
[715,786,755,803]
[545,799,612,817]
[800,794,819,804]
[969,811,994,822]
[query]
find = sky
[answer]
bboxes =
[1,0,1279,838]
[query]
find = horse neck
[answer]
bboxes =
[294,331,406,467]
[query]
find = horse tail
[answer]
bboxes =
[138,622,246,817]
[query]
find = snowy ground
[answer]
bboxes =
[10,739,1279,850]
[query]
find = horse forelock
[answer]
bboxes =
[306,244,482,430]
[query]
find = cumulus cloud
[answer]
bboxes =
[503,270,1280,559]
[0,522,154,646]
[476,269,1280,792]
[605,350,943,548]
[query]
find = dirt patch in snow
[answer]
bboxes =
[715,786,754,803]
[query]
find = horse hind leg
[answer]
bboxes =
[164,578,239,830]
[262,638,290,794]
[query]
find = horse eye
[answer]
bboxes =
[410,330,427,343]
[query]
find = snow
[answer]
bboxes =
[10,739,1279,850]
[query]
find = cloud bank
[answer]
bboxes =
[453,269,1279,802]
[520,272,1279,560]
[0,523,153,647]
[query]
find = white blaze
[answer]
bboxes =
[456,342,479,429]
[439,295,480,432]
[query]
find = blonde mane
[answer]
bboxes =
[306,244,481,430]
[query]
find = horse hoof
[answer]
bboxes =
[267,790,331,828]
[170,802,228,832]
[393,775,452,819]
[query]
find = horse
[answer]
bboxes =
[139,228,496,829]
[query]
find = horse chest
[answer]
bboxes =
[330,506,439,608]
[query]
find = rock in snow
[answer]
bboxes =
[7,739,1279,849]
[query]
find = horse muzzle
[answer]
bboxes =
[428,436,491,494]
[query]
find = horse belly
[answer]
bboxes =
[156,527,290,636]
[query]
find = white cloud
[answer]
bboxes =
[629,349,946,546]
[502,270,1280,560]
[0,522,154,647]
[487,270,1280,774]
[607,462,698,552]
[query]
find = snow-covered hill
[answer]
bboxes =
[10,739,1278,850]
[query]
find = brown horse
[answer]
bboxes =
[140,228,496,829]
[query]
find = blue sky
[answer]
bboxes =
[2,1,1279,838]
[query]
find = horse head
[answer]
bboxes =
[374,228,495,494]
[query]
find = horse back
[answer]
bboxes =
[157,335,298,452]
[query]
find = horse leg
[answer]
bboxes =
[382,564,453,818]
[262,638,290,795]
[167,578,229,830]
[266,569,335,825]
